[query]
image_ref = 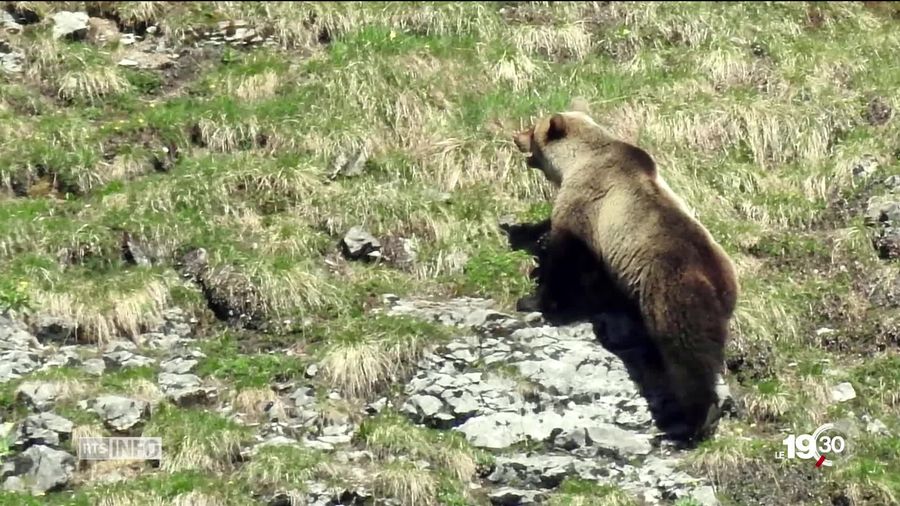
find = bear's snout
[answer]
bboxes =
[513,129,533,153]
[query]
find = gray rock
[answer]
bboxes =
[82,395,149,432]
[321,424,352,438]
[864,415,890,435]
[488,487,546,505]
[586,423,653,457]
[0,422,13,442]
[115,51,173,71]
[885,175,900,191]
[0,350,41,382]
[328,147,368,180]
[0,51,24,74]
[303,439,334,451]
[289,386,315,407]
[637,456,700,493]
[158,373,213,406]
[488,455,577,488]
[15,382,60,412]
[317,434,352,445]
[1,444,75,494]
[830,382,857,403]
[31,315,79,344]
[149,308,194,338]
[365,397,388,414]
[106,340,138,352]
[0,315,41,350]
[139,332,182,350]
[553,427,589,451]
[160,356,198,374]
[305,364,318,378]
[120,231,152,266]
[464,309,510,329]
[523,312,543,324]
[392,296,717,500]
[16,413,74,448]
[446,390,480,418]
[51,11,89,40]
[340,227,381,260]
[1,11,23,34]
[42,347,80,369]
[691,485,721,506]
[456,412,527,449]
[103,349,155,369]
[82,358,106,376]
[403,394,444,419]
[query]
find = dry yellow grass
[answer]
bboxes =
[230,387,286,424]
[32,278,170,344]
[373,461,437,506]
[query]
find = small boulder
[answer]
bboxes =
[402,394,444,420]
[82,358,106,376]
[1,444,75,494]
[0,51,24,74]
[15,382,60,412]
[489,487,546,505]
[340,227,382,261]
[158,373,214,406]
[830,382,857,403]
[1,11,23,34]
[328,147,369,180]
[160,356,198,374]
[51,11,89,41]
[0,351,41,383]
[15,413,74,448]
[81,395,150,432]
[103,349,155,370]
[31,315,79,344]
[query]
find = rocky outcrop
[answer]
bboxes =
[383,296,723,505]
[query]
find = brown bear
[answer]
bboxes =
[512,111,740,442]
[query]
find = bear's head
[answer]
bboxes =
[513,111,606,187]
[514,111,658,187]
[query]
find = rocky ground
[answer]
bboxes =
[389,296,721,505]
[0,294,725,505]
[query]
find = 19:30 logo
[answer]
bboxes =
[778,423,849,468]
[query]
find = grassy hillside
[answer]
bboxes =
[1,1,899,505]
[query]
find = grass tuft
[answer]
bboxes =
[373,460,438,506]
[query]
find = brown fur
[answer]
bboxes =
[513,111,739,441]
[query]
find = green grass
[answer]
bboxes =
[1,1,899,504]
[197,331,309,388]
[359,410,486,460]
[141,403,252,473]
[545,478,639,506]
[239,443,329,492]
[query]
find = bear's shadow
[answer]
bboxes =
[500,218,691,441]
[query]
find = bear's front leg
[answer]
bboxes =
[531,228,580,316]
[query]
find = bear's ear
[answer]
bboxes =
[547,114,567,142]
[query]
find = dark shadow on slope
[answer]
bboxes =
[500,219,725,446]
